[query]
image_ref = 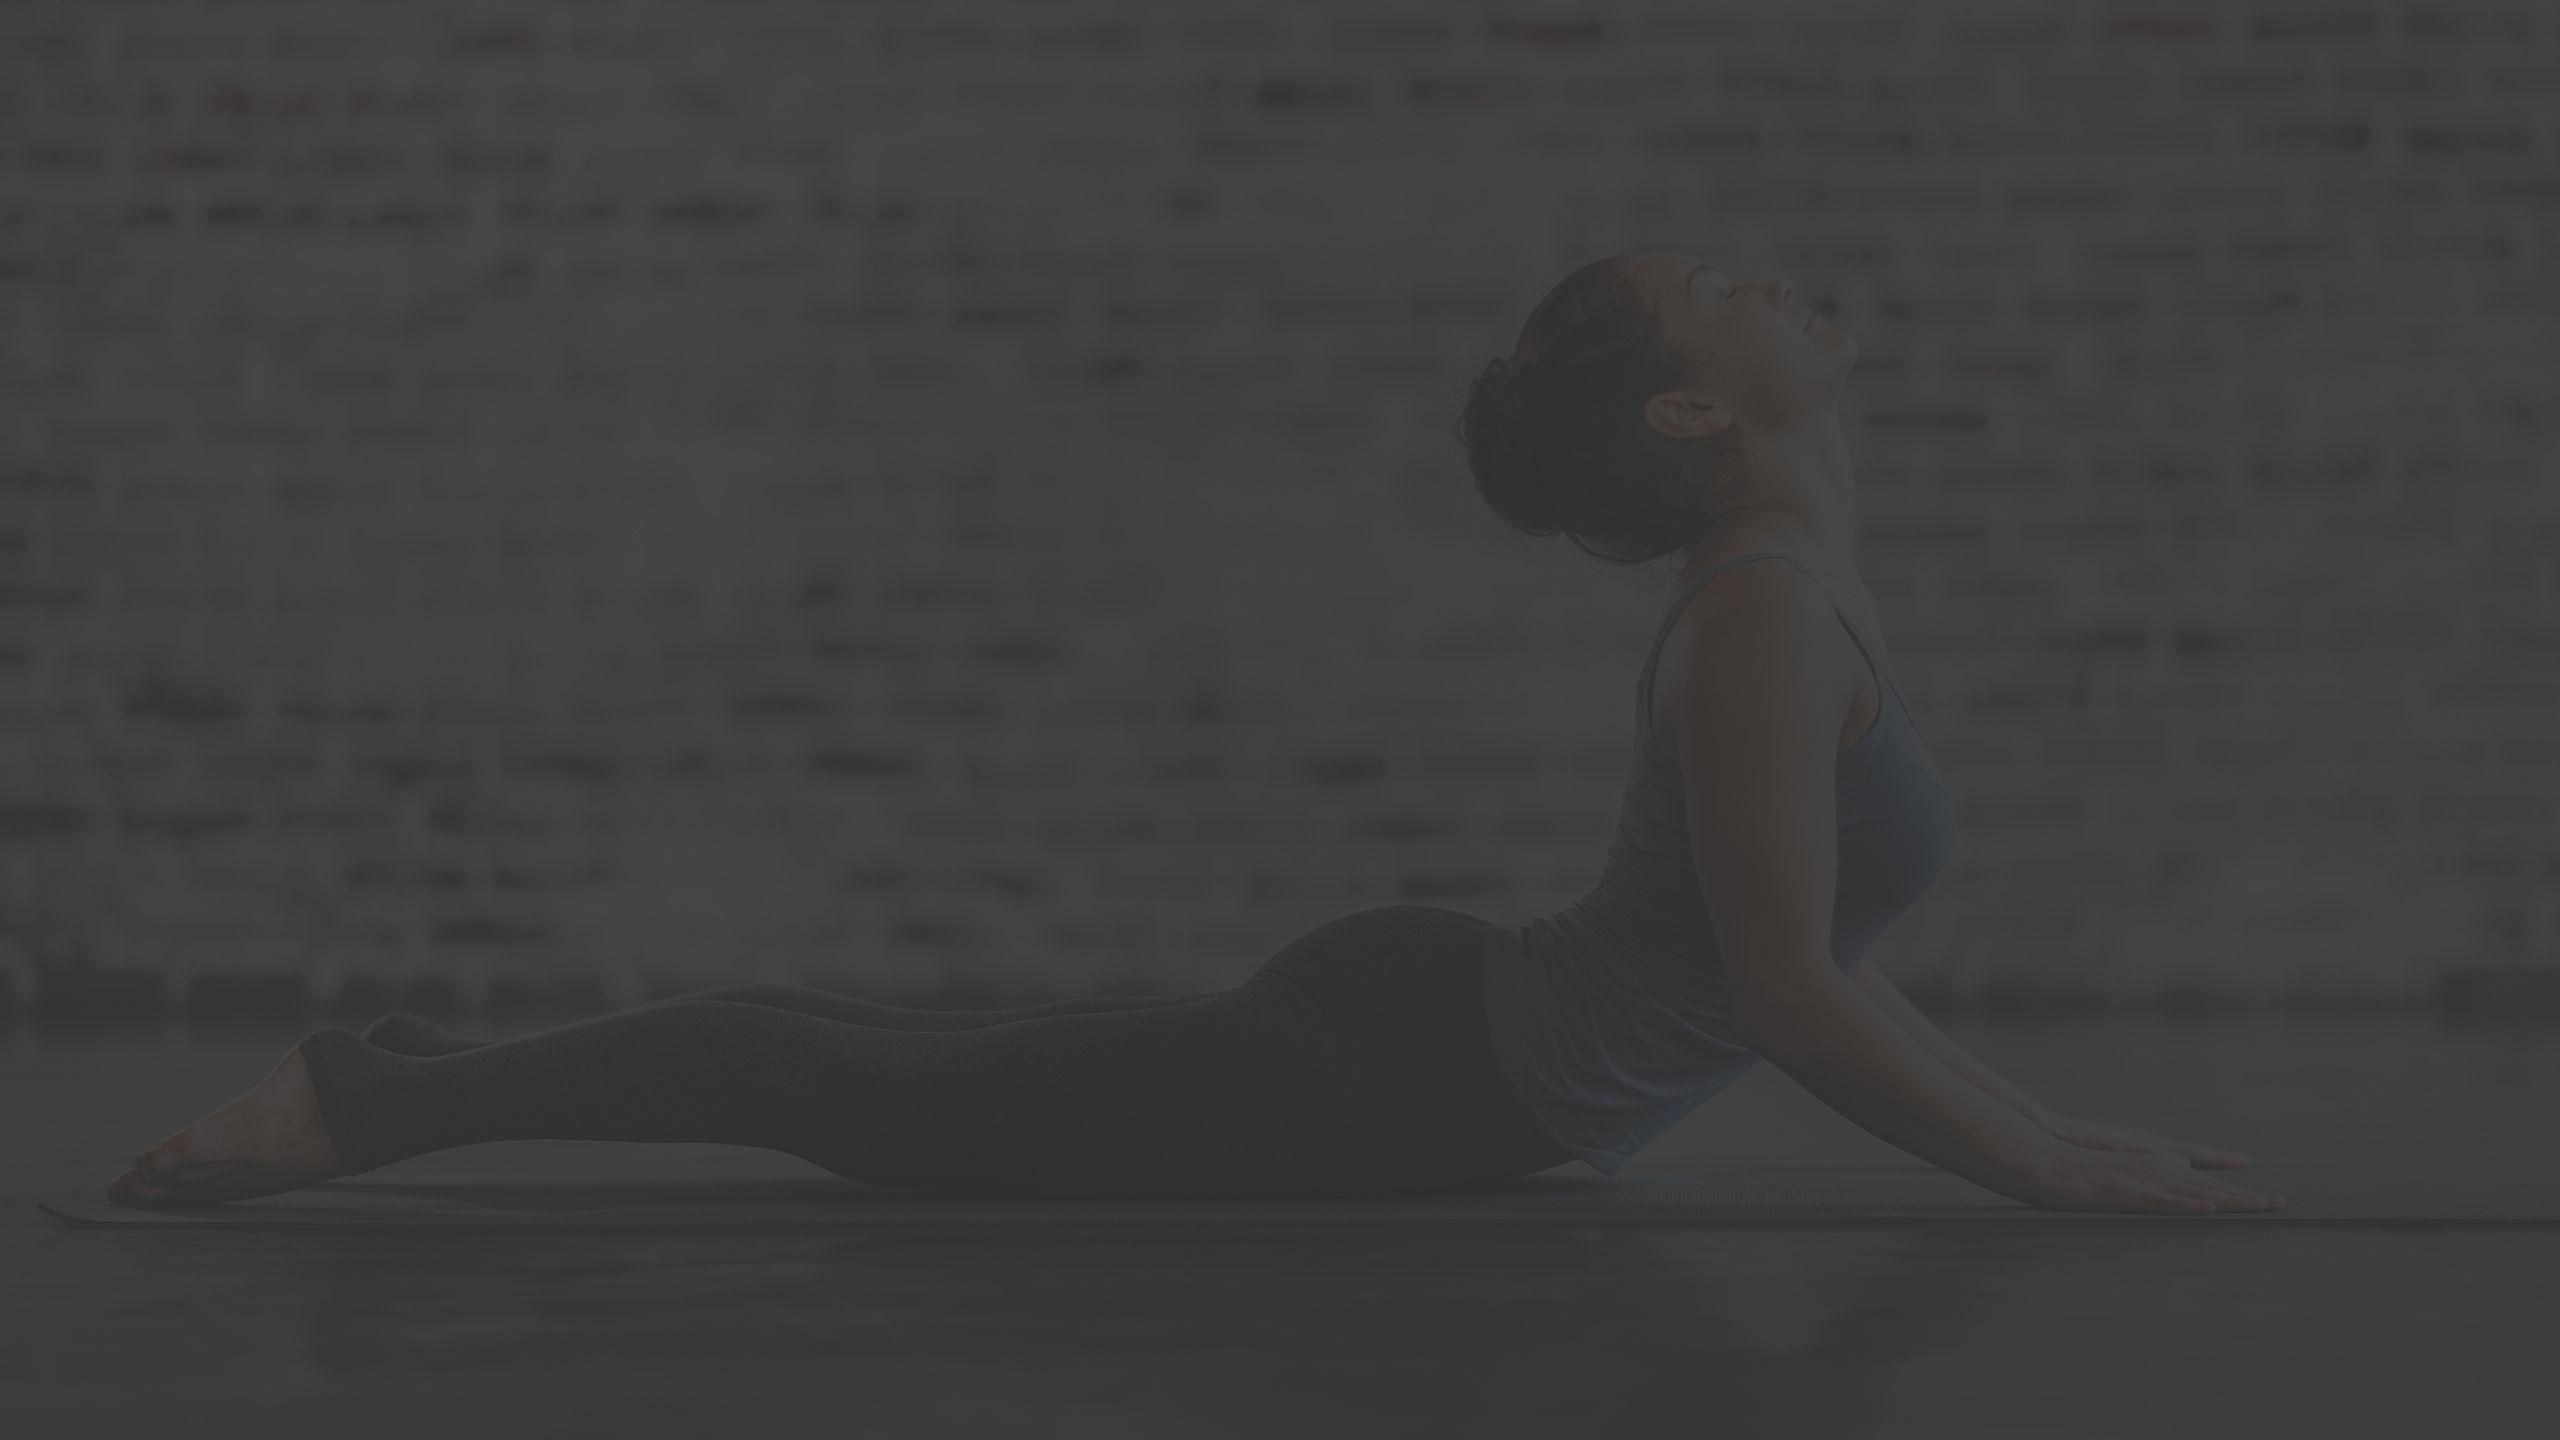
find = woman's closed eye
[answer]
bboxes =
[1690,265,1739,303]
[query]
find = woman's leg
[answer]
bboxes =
[118,904,1570,1207]
[296,976,1400,1200]
[359,984,1198,1058]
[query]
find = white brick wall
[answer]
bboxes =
[1,3,2553,1017]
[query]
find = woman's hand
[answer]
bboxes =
[2000,1141,2285,1216]
[2034,1110,2252,1170]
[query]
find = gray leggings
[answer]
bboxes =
[296,904,1574,1200]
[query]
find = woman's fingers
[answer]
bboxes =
[2162,1177,2284,1211]
[2141,1186,2216,1214]
[2162,1137,2251,1168]
[2056,1116,2253,1169]
[2030,1146,2283,1214]
[2140,1152,2286,1209]
[2110,1126,2250,1169]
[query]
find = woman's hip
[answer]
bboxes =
[1249,904,1567,1179]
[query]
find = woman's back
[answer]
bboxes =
[1479,551,1960,1173]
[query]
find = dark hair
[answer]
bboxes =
[1453,255,1714,568]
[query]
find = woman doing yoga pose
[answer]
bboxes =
[108,252,2281,1215]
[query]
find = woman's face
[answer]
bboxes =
[1632,251,1855,439]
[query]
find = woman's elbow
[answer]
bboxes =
[1730,971,1846,1055]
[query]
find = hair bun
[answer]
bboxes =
[1457,254,1702,567]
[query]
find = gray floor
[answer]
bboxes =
[9,1011,2559,1436]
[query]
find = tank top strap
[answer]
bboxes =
[1639,552,1794,706]
[1638,550,1902,718]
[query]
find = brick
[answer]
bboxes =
[1485,19,1606,49]
[1255,76,1372,111]
[325,974,472,1026]
[2437,965,2560,1016]
[1407,72,1533,108]
[2097,15,2220,45]
[183,972,314,1019]
[2245,7,2383,44]
[1325,20,1453,51]
[34,967,167,1021]
[450,27,540,56]
[483,973,611,1020]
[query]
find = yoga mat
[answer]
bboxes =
[39,1161,2560,1230]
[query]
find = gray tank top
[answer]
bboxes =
[1480,551,1959,1173]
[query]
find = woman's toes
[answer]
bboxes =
[135,1138,192,1178]
[106,1168,168,1207]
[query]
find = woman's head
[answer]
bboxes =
[1455,251,1855,568]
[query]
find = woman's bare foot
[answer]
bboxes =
[106,1044,345,1207]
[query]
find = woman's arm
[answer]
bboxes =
[1849,958,2255,1169]
[1848,958,2053,1124]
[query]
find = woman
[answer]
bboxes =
[109,252,2281,1215]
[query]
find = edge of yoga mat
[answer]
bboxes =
[40,1163,2560,1230]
